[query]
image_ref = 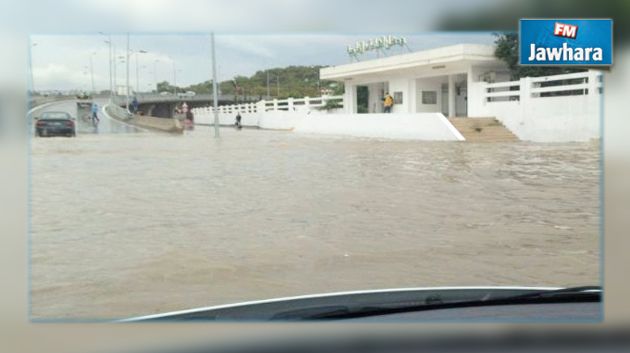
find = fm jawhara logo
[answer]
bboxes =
[520,19,612,66]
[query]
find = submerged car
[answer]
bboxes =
[121,286,601,322]
[35,111,76,137]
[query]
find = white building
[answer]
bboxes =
[193,42,601,142]
[321,44,510,117]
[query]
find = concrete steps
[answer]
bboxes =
[448,117,519,142]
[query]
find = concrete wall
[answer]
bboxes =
[469,71,602,142]
[387,77,411,113]
[105,104,183,133]
[415,77,444,113]
[193,110,463,140]
[194,111,259,127]
[478,95,600,142]
[294,113,462,140]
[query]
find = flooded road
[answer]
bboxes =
[30,99,144,135]
[30,107,600,319]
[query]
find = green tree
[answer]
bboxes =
[180,65,344,99]
[156,81,183,93]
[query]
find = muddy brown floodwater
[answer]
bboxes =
[30,126,600,319]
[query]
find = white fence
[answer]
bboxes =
[469,70,602,142]
[476,71,601,102]
[192,95,344,116]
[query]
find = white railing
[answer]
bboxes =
[483,80,520,99]
[192,95,344,115]
[479,71,602,103]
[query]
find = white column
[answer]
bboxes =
[344,81,357,114]
[256,100,265,113]
[587,70,602,137]
[448,74,455,117]
[408,79,416,113]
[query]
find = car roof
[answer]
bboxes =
[41,111,72,118]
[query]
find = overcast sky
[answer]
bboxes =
[31,33,496,92]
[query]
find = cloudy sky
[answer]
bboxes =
[31,33,496,92]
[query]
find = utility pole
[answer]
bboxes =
[211,32,220,138]
[112,44,117,95]
[317,70,321,96]
[134,50,147,94]
[172,61,177,95]
[108,35,112,98]
[99,32,113,99]
[153,59,158,92]
[29,42,37,95]
[89,53,95,94]
[125,33,130,111]
[276,74,279,97]
[135,51,139,94]
[266,70,270,98]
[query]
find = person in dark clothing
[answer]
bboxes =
[132,97,139,113]
[184,110,195,130]
[235,112,242,129]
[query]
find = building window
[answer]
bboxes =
[422,91,437,104]
[393,91,403,104]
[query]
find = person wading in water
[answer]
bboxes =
[235,112,242,129]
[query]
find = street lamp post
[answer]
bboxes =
[99,32,113,98]
[116,55,126,97]
[211,32,220,138]
[172,60,177,95]
[89,52,95,94]
[134,49,148,94]
[126,32,130,111]
[29,42,37,95]
[153,59,159,92]
[266,70,270,98]
[112,45,117,94]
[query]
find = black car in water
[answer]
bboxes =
[34,111,76,137]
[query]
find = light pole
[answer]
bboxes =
[125,32,130,111]
[89,52,96,94]
[29,42,37,95]
[172,60,177,95]
[99,32,113,98]
[116,55,126,96]
[112,45,117,94]
[153,59,159,92]
[211,32,220,138]
[266,70,270,98]
[133,49,148,94]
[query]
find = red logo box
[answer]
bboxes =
[554,22,578,39]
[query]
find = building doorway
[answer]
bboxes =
[356,86,369,114]
[357,82,388,114]
[439,75,468,117]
